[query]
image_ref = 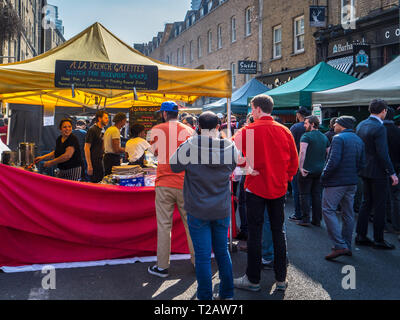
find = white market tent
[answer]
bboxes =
[312,56,400,107]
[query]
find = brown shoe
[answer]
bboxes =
[297,221,311,227]
[325,249,351,261]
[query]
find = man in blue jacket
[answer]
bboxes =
[356,99,399,250]
[321,116,365,260]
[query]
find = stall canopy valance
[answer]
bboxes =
[313,56,400,107]
[0,23,232,109]
[262,62,358,109]
[202,78,270,114]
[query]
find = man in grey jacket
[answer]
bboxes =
[170,111,239,300]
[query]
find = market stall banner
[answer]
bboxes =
[0,164,190,267]
[55,60,159,91]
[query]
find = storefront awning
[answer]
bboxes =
[327,56,366,79]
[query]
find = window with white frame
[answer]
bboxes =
[231,62,236,89]
[208,30,212,53]
[190,40,194,62]
[182,46,186,65]
[341,0,355,25]
[245,7,252,36]
[217,24,222,49]
[231,16,236,42]
[294,16,305,53]
[198,36,202,58]
[273,25,282,59]
[208,1,213,12]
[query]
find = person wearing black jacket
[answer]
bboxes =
[383,108,400,234]
[355,99,399,250]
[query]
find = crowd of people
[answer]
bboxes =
[146,96,400,301]
[23,95,400,300]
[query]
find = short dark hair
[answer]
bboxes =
[305,115,320,129]
[199,111,219,130]
[76,120,86,127]
[183,116,194,127]
[95,110,109,122]
[251,94,274,114]
[165,111,178,121]
[59,118,73,130]
[369,99,388,115]
[113,112,127,124]
[130,123,145,138]
[330,117,338,128]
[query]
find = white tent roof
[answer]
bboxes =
[312,56,400,107]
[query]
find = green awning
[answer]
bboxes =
[262,62,358,109]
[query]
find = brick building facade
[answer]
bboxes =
[135,0,261,106]
[314,0,399,77]
[0,0,65,64]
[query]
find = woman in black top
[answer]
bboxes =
[35,119,82,181]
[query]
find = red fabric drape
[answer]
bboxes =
[0,164,189,267]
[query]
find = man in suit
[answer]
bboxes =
[356,99,399,250]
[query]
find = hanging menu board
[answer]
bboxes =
[55,60,159,91]
[130,106,162,136]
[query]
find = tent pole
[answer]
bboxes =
[6,102,10,146]
[227,98,233,252]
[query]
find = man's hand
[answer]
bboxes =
[391,174,399,186]
[43,161,51,168]
[300,168,309,177]
[87,166,93,176]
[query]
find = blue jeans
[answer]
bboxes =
[322,185,357,250]
[262,207,288,262]
[291,173,301,218]
[187,214,234,300]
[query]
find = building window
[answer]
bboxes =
[167,55,170,64]
[191,15,196,25]
[294,16,305,53]
[245,7,252,36]
[182,46,186,65]
[217,24,222,49]
[177,48,180,65]
[190,40,194,62]
[231,16,236,43]
[208,30,212,53]
[341,0,355,26]
[198,37,202,58]
[186,19,190,29]
[208,1,213,12]
[219,0,225,4]
[231,62,236,89]
[200,7,204,17]
[273,25,282,59]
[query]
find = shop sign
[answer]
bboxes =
[380,25,400,45]
[330,38,366,57]
[55,60,159,91]
[238,61,257,74]
[353,44,370,73]
[310,6,326,28]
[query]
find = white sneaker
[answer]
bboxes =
[233,274,261,292]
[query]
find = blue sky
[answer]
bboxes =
[48,0,191,44]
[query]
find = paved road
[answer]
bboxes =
[1,197,399,300]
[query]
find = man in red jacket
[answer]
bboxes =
[232,94,298,292]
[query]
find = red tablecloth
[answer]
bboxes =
[0,164,190,267]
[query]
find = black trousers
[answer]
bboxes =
[90,158,104,183]
[298,172,322,224]
[356,177,389,242]
[245,192,287,283]
[103,153,121,176]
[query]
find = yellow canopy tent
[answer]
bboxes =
[0,22,232,109]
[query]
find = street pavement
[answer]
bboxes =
[0,197,399,300]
